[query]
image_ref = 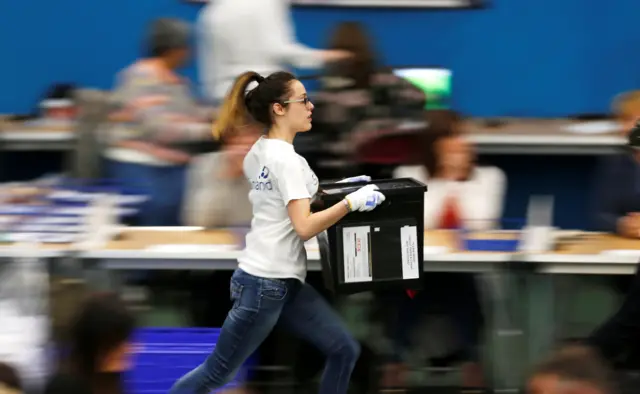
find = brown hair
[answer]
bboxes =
[418,109,464,176]
[213,71,297,141]
[529,345,614,394]
[327,22,377,89]
[612,90,640,122]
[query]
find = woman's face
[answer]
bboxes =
[275,80,314,133]
[435,135,474,170]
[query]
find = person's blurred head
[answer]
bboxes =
[527,345,613,394]
[327,21,376,89]
[146,18,191,69]
[214,71,314,141]
[222,124,261,156]
[419,110,474,179]
[612,90,640,135]
[66,293,135,378]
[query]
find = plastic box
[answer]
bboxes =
[315,178,427,294]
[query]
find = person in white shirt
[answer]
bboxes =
[170,70,385,394]
[197,0,351,103]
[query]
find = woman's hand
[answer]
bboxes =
[344,184,385,212]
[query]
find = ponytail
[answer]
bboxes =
[213,71,262,141]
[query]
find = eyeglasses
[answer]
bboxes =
[283,97,311,106]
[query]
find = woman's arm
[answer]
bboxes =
[287,198,349,241]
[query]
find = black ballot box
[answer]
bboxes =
[313,178,427,294]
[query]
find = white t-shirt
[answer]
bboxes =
[238,137,319,282]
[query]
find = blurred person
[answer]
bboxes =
[589,116,640,364]
[395,110,506,230]
[181,124,261,228]
[180,124,259,330]
[310,21,427,179]
[381,110,506,390]
[105,18,213,226]
[44,293,135,394]
[612,91,640,135]
[528,345,614,394]
[590,92,640,236]
[0,362,22,394]
[197,0,351,103]
[169,70,386,394]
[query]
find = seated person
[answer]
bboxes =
[382,110,506,389]
[394,110,506,230]
[104,18,213,226]
[591,91,640,236]
[181,125,260,228]
[587,120,640,367]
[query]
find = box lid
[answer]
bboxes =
[317,178,427,202]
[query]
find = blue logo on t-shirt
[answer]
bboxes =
[260,166,270,179]
[252,166,273,191]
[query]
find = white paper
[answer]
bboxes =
[400,225,420,279]
[423,246,449,255]
[600,249,640,257]
[562,121,618,134]
[342,226,373,283]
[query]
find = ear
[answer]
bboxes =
[272,102,287,117]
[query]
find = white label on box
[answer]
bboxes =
[400,225,420,279]
[342,226,373,283]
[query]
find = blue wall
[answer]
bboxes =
[2,0,640,117]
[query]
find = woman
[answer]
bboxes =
[309,21,426,180]
[382,110,506,390]
[396,110,506,231]
[44,293,136,394]
[169,71,386,394]
[105,18,213,226]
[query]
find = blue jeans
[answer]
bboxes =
[169,269,360,394]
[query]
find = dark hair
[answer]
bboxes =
[327,22,377,89]
[213,71,297,140]
[530,345,614,394]
[418,109,464,176]
[0,362,21,392]
[146,18,190,57]
[64,293,135,381]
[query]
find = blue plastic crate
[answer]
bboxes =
[458,219,525,252]
[126,328,255,394]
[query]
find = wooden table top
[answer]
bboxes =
[554,233,640,254]
[103,229,240,250]
[3,229,640,256]
[102,229,640,255]
[465,119,617,137]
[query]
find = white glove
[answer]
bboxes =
[337,175,371,183]
[344,184,385,212]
